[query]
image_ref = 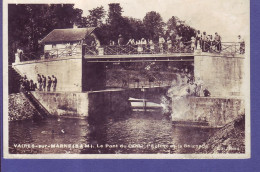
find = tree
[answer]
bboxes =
[167,16,196,42]
[166,16,179,41]
[126,17,147,40]
[176,23,196,42]
[143,11,165,42]
[107,3,123,25]
[96,3,131,44]
[8,4,84,63]
[107,3,124,41]
[85,6,106,27]
[48,4,83,29]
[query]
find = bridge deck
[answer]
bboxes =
[84,53,194,62]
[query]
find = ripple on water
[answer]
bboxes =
[9,111,214,154]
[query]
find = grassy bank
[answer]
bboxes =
[8,93,42,121]
[196,114,245,154]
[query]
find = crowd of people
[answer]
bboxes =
[105,31,245,54]
[186,76,211,97]
[19,75,37,92]
[37,74,57,92]
[175,70,211,97]
[19,74,57,92]
[107,34,191,54]
[191,31,223,52]
[190,30,245,54]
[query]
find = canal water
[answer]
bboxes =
[9,110,217,154]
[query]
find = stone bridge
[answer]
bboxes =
[13,42,245,97]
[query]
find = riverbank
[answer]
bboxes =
[8,93,42,121]
[196,114,245,154]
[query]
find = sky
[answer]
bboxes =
[74,0,249,42]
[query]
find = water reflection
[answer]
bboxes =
[9,111,216,154]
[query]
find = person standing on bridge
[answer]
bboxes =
[237,35,245,54]
[47,76,52,92]
[52,75,57,92]
[141,38,147,52]
[195,30,202,49]
[201,32,208,52]
[214,32,222,52]
[209,35,214,52]
[118,34,124,46]
[159,36,165,53]
[149,39,155,53]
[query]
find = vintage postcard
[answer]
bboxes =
[3,0,250,159]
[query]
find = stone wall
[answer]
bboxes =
[194,55,244,97]
[171,96,244,127]
[32,92,89,117]
[12,57,82,92]
[31,90,131,119]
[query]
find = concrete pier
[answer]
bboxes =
[171,96,244,127]
[172,53,245,127]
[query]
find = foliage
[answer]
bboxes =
[85,6,106,27]
[107,3,123,25]
[8,3,197,63]
[126,17,147,40]
[8,4,83,63]
[96,3,132,45]
[143,11,165,41]
[167,16,196,42]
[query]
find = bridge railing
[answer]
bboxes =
[84,41,245,56]
[19,45,82,62]
[44,45,82,59]
[201,41,245,55]
[20,52,43,62]
[17,41,245,62]
[84,42,193,56]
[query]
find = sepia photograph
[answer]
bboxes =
[3,0,250,159]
